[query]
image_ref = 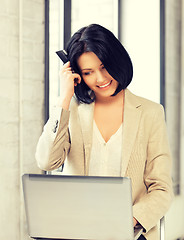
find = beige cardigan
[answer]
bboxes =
[35,89,173,240]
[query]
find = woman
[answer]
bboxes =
[35,24,173,240]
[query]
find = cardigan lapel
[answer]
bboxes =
[121,89,142,176]
[78,102,94,175]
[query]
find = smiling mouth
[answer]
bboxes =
[98,81,112,88]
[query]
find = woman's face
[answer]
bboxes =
[77,52,119,100]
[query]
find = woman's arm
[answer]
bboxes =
[133,105,173,233]
[35,107,71,171]
[35,61,81,171]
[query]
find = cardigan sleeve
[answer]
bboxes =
[133,105,173,233]
[35,106,71,171]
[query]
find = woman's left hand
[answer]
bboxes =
[133,217,138,227]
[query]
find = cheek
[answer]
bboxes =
[83,77,95,88]
[82,78,92,89]
[83,78,89,85]
[112,80,119,88]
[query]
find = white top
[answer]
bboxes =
[88,120,123,177]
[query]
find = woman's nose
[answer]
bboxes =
[96,71,106,83]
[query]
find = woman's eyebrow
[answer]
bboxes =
[81,63,104,71]
[81,68,92,71]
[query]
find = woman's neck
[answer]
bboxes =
[95,90,124,106]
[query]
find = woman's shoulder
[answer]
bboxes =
[70,95,94,108]
[69,95,82,109]
[126,89,164,112]
[69,96,94,115]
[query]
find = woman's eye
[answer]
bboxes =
[83,71,92,76]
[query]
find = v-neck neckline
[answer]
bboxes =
[93,120,123,144]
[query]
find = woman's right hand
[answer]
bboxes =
[58,61,81,110]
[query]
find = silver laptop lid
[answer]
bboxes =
[22,174,134,240]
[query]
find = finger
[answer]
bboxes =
[63,61,70,67]
[73,74,81,86]
[61,61,70,72]
[73,73,81,82]
[63,67,72,73]
[77,76,81,84]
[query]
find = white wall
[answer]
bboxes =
[165,1,184,239]
[0,0,44,239]
[120,0,160,103]
[71,0,118,36]
[49,0,64,110]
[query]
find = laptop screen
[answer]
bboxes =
[22,174,135,240]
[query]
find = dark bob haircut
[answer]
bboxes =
[66,24,133,104]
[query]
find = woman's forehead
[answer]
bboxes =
[77,52,102,70]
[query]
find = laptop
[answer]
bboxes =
[22,174,143,240]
